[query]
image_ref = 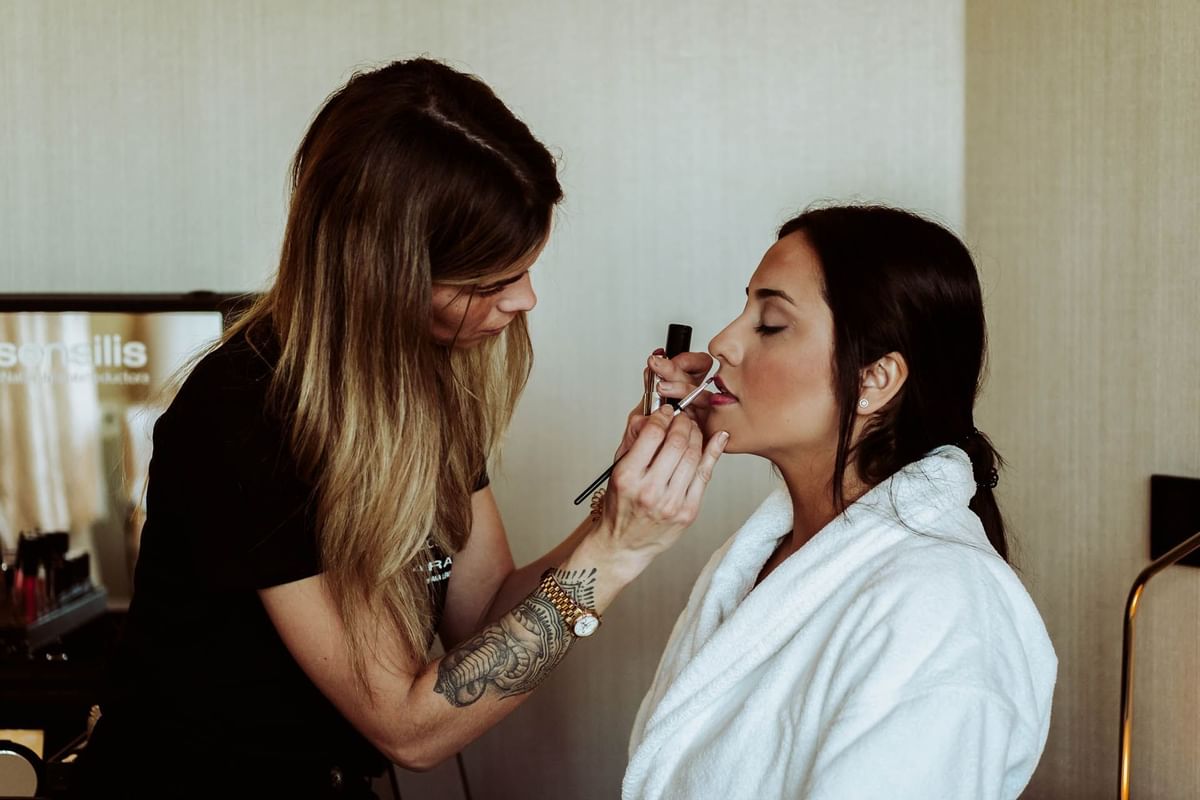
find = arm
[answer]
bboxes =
[436,485,595,650]
[260,551,607,771]
[439,370,717,648]
[260,407,727,771]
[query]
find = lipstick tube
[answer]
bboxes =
[643,324,692,414]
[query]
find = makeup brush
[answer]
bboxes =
[573,377,715,505]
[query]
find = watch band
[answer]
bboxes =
[538,569,601,636]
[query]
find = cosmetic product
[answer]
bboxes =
[13,534,34,617]
[42,533,68,607]
[12,534,28,600]
[643,324,692,414]
[21,541,39,624]
[574,377,716,505]
[35,561,47,620]
[58,552,92,604]
[0,557,12,625]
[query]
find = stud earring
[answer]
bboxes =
[858,398,869,409]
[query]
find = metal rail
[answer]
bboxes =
[1118,528,1200,799]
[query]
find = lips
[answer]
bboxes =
[712,376,739,405]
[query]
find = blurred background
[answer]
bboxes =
[1,1,1197,797]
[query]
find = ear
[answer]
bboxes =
[855,352,909,416]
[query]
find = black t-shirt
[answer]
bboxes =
[79,329,486,797]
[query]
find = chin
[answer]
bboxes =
[704,421,744,454]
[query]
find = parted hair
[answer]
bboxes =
[226,58,562,690]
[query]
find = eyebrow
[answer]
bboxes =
[478,271,528,292]
[746,286,797,305]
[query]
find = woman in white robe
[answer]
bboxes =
[624,205,1056,800]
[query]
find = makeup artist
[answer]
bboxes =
[73,58,727,798]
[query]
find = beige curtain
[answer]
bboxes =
[0,313,105,552]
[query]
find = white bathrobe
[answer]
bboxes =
[624,447,1056,800]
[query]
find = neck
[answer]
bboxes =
[772,444,869,551]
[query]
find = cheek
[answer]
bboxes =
[750,349,839,435]
[464,297,498,330]
[432,292,490,334]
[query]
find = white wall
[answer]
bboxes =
[1,2,966,797]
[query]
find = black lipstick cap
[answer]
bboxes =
[663,324,693,409]
[665,324,692,359]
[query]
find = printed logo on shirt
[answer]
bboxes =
[415,554,453,585]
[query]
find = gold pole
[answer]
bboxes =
[1118,528,1200,800]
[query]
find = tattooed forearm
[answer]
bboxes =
[434,592,572,708]
[553,567,597,608]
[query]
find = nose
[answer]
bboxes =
[497,273,537,314]
[708,319,742,368]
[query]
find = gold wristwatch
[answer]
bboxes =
[538,569,602,637]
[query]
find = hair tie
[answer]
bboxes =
[979,467,999,490]
[955,427,981,448]
[953,428,999,489]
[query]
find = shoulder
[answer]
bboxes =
[836,532,1056,714]
[151,326,297,488]
[175,328,275,409]
[861,532,998,615]
[159,327,279,436]
[845,493,1041,643]
[852,531,1041,648]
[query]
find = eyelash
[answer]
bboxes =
[755,324,785,336]
[476,271,531,297]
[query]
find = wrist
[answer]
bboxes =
[537,569,603,638]
[561,525,654,609]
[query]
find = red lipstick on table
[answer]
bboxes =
[20,537,40,624]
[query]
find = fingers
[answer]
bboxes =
[642,412,697,490]
[648,351,716,405]
[613,405,676,480]
[646,353,686,383]
[685,430,729,508]
[655,382,713,407]
[648,351,714,382]
[665,420,704,499]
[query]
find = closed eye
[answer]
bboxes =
[755,324,785,336]
[475,271,529,297]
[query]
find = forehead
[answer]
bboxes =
[749,231,825,301]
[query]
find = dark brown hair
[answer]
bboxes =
[779,205,1008,561]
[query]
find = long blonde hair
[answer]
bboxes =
[227,59,561,691]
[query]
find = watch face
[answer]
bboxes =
[573,614,600,637]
